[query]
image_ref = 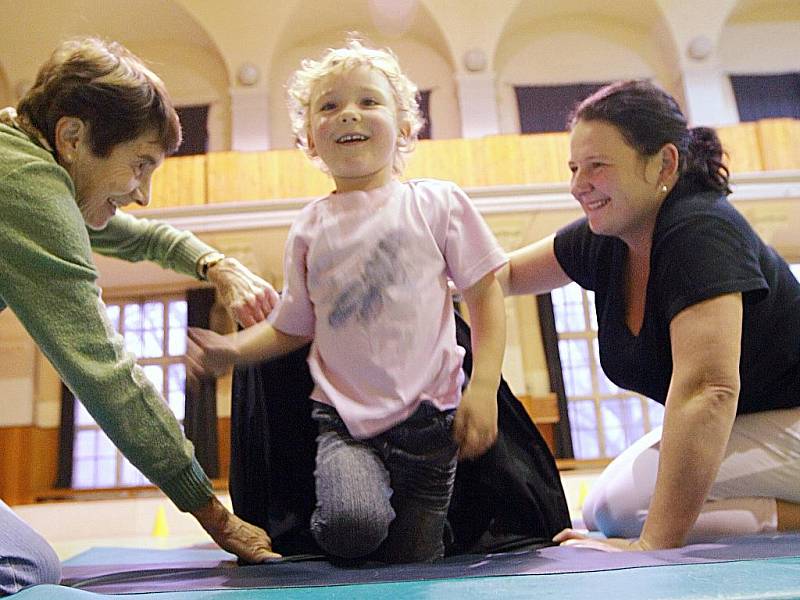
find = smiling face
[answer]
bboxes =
[307,65,404,193]
[568,119,666,247]
[66,128,164,229]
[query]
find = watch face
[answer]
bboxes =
[199,253,225,278]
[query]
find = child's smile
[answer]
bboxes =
[337,133,370,144]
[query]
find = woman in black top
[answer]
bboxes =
[500,80,800,551]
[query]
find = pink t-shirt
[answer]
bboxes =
[270,178,507,438]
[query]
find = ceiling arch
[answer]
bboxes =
[269,0,454,69]
[0,0,228,88]
[495,0,679,77]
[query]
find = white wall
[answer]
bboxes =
[707,20,800,123]
[135,42,232,152]
[495,19,662,134]
[0,66,12,107]
[720,22,800,74]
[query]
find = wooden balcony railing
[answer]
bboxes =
[142,119,800,211]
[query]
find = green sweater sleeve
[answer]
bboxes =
[0,140,213,511]
[89,210,215,277]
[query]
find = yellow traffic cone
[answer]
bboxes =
[577,481,591,511]
[151,504,170,538]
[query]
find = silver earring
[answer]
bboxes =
[660,184,668,193]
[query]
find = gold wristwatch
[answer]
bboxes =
[197,251,226,280]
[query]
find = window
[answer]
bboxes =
[174,105,209,156]
[552,262,800,460]
[72,296,188,488]
[514,83,608,134]
[551,283,664,459]
[729,73,800,121]
[417,90,432,140]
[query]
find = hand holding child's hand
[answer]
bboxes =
[186,327,239,382]
[452,381,498,459]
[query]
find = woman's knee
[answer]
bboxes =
[582,430,661,537]
[582,485,647,538]
[0,534,61,595]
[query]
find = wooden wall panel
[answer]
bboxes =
[0,427,31,505]
[404,138,481,188]
[476,136,525,186]
[206,150,330,203]
[217,416,231,483]
[756,119,800,171]
[717,122,763,174]
[125,120,800,211]
[518,132,571,184]
[145,154,207,209]
[0,426,58,505]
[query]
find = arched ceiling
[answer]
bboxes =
[33,0,215,47]
[1,0,223,82]
[271,0,454,68]
[495,0,679,75]
[500,0,669,31]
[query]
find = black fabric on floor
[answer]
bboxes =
[229,311,571,557]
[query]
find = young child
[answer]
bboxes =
[187,38,507,563]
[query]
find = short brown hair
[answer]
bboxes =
[18,37,181,157]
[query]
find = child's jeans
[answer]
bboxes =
[310,401,458,563]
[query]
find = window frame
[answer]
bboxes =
[69,293,188,490]
[551,263,800,460]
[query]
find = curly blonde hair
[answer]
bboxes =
[287,37,424,175]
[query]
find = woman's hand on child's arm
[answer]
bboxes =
[453,270,507,459]
[206,257,280,327]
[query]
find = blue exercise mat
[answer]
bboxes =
[18,556,800,600]
[58,532,800,595]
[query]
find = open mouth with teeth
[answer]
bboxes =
[336,133,369,144]
[584,197,610,210]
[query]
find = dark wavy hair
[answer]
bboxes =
[18,37,181,157]
[569,80,730,195]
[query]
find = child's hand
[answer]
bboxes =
[186,327,239,382]
[452,380,498,459]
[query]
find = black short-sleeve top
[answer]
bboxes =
[554,176,800,413]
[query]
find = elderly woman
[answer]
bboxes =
[0,37,279,594]
[500,80,800,551]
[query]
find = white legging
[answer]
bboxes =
[582,406,800,543]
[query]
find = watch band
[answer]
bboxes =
[197,251,226,280]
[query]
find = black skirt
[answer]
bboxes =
[228,312,571,557]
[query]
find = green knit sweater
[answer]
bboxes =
[0,123,215,511]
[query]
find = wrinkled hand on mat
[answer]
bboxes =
[192,496,281,562]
